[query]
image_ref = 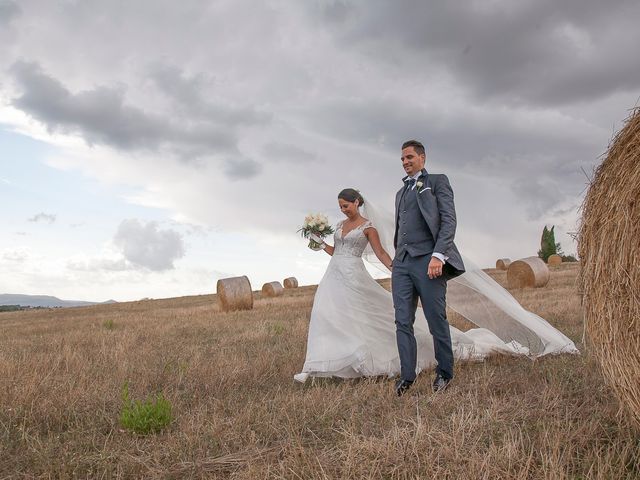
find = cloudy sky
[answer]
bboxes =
[1,0,639,302]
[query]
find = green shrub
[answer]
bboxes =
[270,322,286,335]
[120,383,172,435]
[538,225,563,262]
[103,319,115,330]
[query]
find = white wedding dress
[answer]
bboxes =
[294,213,578,383]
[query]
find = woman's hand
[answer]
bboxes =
[308,232,334,255]
[309,233,324,244]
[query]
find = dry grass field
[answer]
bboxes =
[1,263,638,479]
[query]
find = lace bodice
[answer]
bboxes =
[333,220,372,257]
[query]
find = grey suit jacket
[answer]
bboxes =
[394,168,465,279]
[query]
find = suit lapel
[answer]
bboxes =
[416,168,429,193]
[396,175,410,214]
[395,187,404,215]
[416,169,439,239]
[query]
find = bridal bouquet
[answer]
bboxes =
[299,213,334,250]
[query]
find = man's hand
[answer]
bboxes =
[428,257,444,279]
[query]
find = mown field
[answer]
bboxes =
[1,263,638,479]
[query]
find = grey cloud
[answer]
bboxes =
[303,97,601,219]
[113,219,185,271]
[263,142,317,164]
[223,157,263,180]
[0,1,21,25]
[303,0,640,106]
[149,63,271,126]
[28,212,56,224]
[307,97,598,169]
[510,177,567,219]
[10,61,253,169]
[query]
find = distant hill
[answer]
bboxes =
[0,294,117,308]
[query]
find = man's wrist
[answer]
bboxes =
[432,252,446,264]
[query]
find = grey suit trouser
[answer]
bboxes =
[392,252,453,382]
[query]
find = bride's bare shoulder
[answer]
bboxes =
[362,219,376,231]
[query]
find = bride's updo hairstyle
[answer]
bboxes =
[338,188,365,207]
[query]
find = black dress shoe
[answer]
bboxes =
[395,379,413,397]
[432,374,451,393]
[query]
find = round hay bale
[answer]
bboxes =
[283,277,298,289]
[507,257,550,289]
[262,281,284,297]
[496,258,511,270]
[547,254,563,266]
[579,107,640,427]
[216,276,253,312]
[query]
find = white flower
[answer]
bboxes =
[301,212,332,238]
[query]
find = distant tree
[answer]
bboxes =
[538,225,564,262]
[561,254,578,262]
[0,305,22,312]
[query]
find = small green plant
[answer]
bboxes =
[103,319,115,330]
[270,322,286,335]
[120,383,172,435]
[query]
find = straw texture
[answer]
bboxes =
[262,281,284,297]
[496,258,511,270]
[548,254,563,266]
[507,257,550,288]
[216,276,253,312]
[579,108,640,427]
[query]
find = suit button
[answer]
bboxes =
[403,210,407,213]
[404,243,408,246]
[403,233,407,236]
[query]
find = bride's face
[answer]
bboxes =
[339,198,359,218]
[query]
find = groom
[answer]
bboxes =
[392,140,465,396]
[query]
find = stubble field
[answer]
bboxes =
[1,263,638,479]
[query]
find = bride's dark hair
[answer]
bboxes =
[338,188,365,207]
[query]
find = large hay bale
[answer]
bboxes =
[283,277,298,289]
[262,281,284,297]
[547,254,563,266]
[579,107,640,427]
[216,276,253,312]
[496,258,511,270]
[507,257,550,288]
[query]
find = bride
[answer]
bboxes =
[293,188,578,384]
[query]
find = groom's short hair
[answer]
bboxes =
[402,140,425,156]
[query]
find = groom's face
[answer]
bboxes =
[401,146,425,176]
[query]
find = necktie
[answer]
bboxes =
[406,178,416,190]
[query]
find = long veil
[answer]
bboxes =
[361,194,578,357]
